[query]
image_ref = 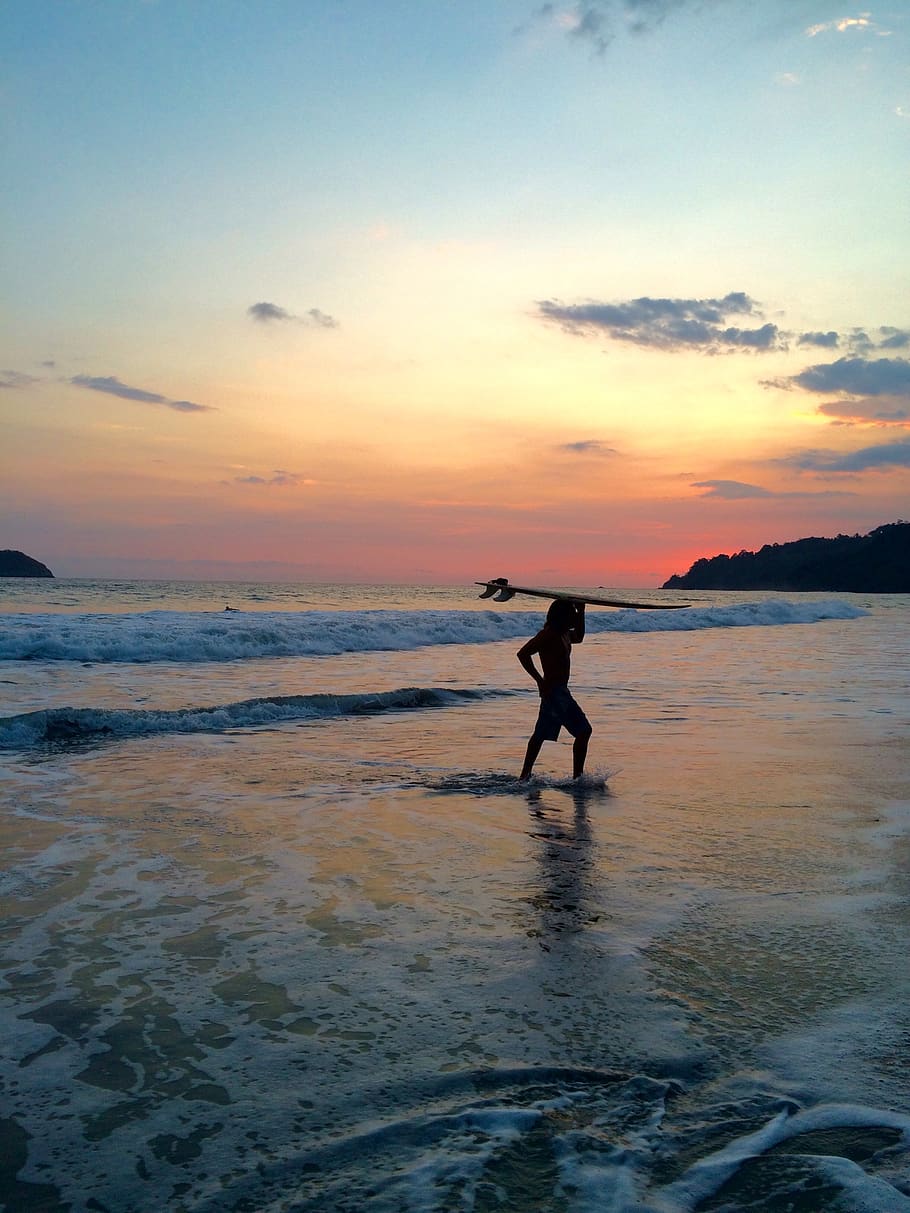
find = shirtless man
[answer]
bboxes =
[517,598,592,780]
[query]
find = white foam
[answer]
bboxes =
[653,1102,910,1213]
[0,600,868,664]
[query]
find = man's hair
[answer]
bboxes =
[546,599,576,631]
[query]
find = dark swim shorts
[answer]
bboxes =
[532,686,591,742]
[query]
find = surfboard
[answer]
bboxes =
[475,578,689,610]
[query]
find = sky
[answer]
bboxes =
[2,0,908,586]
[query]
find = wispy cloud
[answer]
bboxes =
[558,439,619,455]
[818,398,910,426]
[784,437,910,472]
[692,479,851,499]
[527,1,691,56]
[71,375,213,413]
[232,470,316,487]
[537,292,786,353]
[840,327,910,354]
[0,369,39,389]
[247,301,339,328]
[693,480,774,499]
[805,14,889,37]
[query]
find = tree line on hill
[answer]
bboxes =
[0,550,54,577]
[662,522,909,592]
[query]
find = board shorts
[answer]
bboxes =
[532,686,591,743]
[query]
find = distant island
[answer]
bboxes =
[0,550,55,578]
[662,522,909,592]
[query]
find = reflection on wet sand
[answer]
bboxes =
[524,785,606,947]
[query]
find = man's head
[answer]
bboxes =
[546,598,577,632]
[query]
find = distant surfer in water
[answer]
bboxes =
[517,599,592,781]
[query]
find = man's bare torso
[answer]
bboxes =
[535,626,572,689]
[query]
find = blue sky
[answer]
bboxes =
[2,2,908,582]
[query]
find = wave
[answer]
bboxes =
[0,686,499,750]
[0,601,868,665]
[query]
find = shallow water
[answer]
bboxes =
[1,583,908,1211]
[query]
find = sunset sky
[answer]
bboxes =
[2,1,908,585]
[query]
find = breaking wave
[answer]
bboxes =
[0,600,867,664]
[0,686,501,750]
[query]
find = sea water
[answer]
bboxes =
[1,580,908,1212]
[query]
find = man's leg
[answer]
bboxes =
[572,728,591,779]
[520,735,544,780]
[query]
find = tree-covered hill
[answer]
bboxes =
[0,550,55,578]
[662,522,909,592]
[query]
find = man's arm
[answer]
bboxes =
[517,632,545,694]
[569,601,586,644]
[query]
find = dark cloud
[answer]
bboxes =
[248,302,339,328]
[788,357,910,398]
[558,439,619,455]
[71,375,212,413]
[0,369,38,389]
[784,437,910,472]
[878,327,910,350]
[537,292,785,353]
[249,301,294,324]
[798,331,839,349]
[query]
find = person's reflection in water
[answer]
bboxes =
[524,784,605,949]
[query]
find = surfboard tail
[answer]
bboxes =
[477,579,511,600]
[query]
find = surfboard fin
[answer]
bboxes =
[478,578,509,599]
[493,587,516,601]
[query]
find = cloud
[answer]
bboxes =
[787,356,910,398]
[805,15,888,37]
[784,437,910,472]
[558,439,619,455]
[248,301,339,328]
[790,328,909,355]
[798,331,839,349]
[692,479,852,499]
[529,2,691,55]
[692,480,774,499]
[233,470,314,487]
[0,369,39,389]
[71,374,213,413]
[817,398,910,426]
[248,301,294,324]
[537,292,786,353]
[878,327,910,350]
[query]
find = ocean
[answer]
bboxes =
[1,579,908,1213]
